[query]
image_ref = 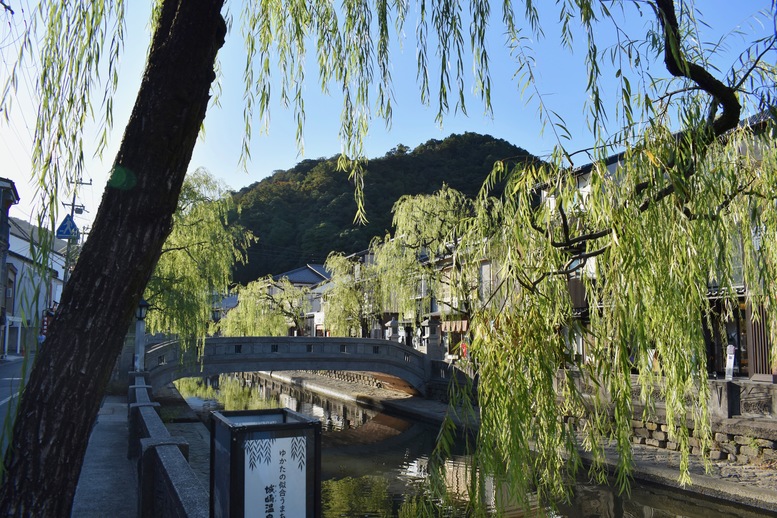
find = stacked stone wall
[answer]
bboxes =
[630,418,777,467]
[303,369,386,388]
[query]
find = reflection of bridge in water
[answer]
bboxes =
[227,370,439,484]
[145,336,433,395]
[230,371,431,451]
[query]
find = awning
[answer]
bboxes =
[441,320,468,333]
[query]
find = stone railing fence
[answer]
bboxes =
[127,373,208,518]
[145,336,431,395]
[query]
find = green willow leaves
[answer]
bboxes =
[3,0,777,514]
[144,169,253,341]
[217,276,310,337]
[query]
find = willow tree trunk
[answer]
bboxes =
[0,1,226,515]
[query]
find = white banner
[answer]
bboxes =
[244,436,307,518]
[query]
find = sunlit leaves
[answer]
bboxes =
[467,116,777,508]
[323,252,381,337]
[144,169,254,342]
[373,185,477,323]
[216,280,288,337]
[2,1,126,231]
[238,0,507,219]
[218,276,310,337]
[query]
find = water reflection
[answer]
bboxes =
[176,374,770,517]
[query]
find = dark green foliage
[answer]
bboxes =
[232,132,536,282]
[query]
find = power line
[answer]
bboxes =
[60,178,91,283]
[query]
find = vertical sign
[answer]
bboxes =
[725,343,736,381]
[210,409,320,518]
[244,437,307,518]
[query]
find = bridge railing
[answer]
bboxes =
[145,336,431,394]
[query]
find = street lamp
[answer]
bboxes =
[134,299,150,371]
[136,298,150,321]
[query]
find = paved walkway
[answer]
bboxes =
[72,395,136,517]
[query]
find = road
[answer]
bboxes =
[0,355,33,455]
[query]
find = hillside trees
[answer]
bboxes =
[0,0,774,515]
[231,133,531,283]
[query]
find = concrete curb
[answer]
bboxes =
[589,453,777,514]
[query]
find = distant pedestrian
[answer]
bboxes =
[37,332,45,349]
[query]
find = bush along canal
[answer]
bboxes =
[162,371,777,517]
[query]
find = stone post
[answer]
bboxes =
[710,380,740,419]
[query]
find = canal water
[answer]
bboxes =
[177,374,769,517]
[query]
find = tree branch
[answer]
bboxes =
[732,37,777,91]
[656,0,740,135]
[161,241,211,254]
[682,178,757,221]
[532,0,746,267]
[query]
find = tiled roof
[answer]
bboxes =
[273,264,331,285]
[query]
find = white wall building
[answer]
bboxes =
[4,217,67,354]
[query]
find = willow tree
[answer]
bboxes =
[373,185,478,325]
[324,252,381,337]
[449,5,777,514]
[217,276,310,337]
[144,168,253,341]
[0,0,775,516]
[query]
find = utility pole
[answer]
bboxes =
[61,180,91,283]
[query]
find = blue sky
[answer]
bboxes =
[2,1,774,229]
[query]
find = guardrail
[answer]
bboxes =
[127,373,207,518]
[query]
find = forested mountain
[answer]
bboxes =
[231,132,536,284]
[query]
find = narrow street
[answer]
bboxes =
[0,355,31,454]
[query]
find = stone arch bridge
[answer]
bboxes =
[145,336,436,395]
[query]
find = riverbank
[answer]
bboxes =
[156,371,777,514]
[252,370,479,429]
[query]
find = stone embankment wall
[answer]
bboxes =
[585,376,777,469]
[630,418,777,466]
[305,370,387,389]
[301,362,473,403]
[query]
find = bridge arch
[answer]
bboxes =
[145,336,431,395]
